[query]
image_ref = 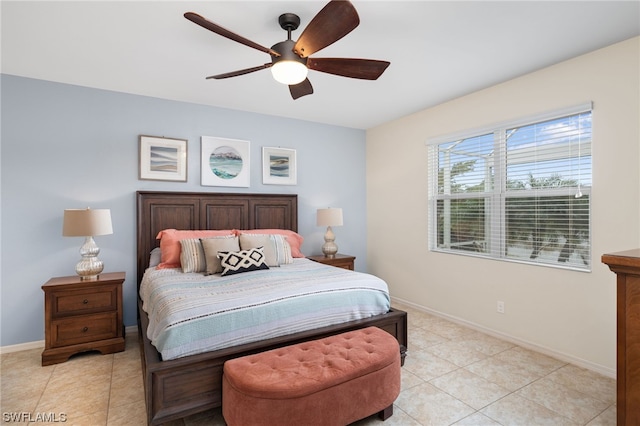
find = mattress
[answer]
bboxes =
[140,258,391,360]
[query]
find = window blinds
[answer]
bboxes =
[427,103,592,271]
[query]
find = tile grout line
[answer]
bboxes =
[30,361,55,425]
[399,306,615,425]
[105,354,115,426]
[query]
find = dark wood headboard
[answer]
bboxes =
[136,191,298,286]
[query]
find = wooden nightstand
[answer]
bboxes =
[41,272,125,366]
[307,254,356,270]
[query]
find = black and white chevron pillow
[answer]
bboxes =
[218,247,270,276]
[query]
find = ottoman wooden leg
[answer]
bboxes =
[379,404,394,421]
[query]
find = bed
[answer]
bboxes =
[136,191,408,425]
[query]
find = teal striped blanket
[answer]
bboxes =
[140,258,390,360]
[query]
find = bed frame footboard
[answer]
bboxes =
[138,299,407,426]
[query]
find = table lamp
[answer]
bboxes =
[317,208,343,258]
[63,208,113,280]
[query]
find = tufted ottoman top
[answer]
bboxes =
[223,326,400,399]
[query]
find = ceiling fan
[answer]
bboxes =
[184,0,390,100]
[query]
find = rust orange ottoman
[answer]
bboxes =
[222,326,401,426]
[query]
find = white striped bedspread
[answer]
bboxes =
[140,258,391,360]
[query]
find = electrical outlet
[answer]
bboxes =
[497,301,505,314]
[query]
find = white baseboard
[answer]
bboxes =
[0,325,140,355]
[391,296,616,379]
[125,325,138,335]
[2,315,616,380]
[0,340,44,354]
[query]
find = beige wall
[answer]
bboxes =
[366,36,640,376]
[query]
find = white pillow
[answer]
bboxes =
[239,233,292,266]
[200,236,241,275]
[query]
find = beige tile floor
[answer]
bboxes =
[0,303,616,425]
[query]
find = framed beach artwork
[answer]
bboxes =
[201,136,250,187]
[262,147,297,185]
[139,135,187,182]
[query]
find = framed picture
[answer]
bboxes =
[201,136,250,187]
[262,147,297,185]
[139,135,187,182]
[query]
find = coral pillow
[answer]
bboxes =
[156,229,235,269]
[234,229,304,258]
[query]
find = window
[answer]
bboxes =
[427,104,592,271]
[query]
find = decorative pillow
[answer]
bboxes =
[239,233,293,266]
[271,235,293,264]
[179,239,206,273]
[238,234,274,266]
[156,229,235,269]
[200,236,240,275]
[233,229,304,258]
[218,247,269,276]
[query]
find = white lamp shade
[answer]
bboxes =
[63,208,113,237]
[271,61,308,85]
[317,208,343,227]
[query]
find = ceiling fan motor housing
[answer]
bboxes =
[271,40,308,66]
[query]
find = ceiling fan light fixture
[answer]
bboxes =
[271,60,308,85]
[186,1,388,99]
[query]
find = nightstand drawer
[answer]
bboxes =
[50,312,118,347]
[51,285,118,317]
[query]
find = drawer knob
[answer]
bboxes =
[83,299,89,304]
[82,327,89,332]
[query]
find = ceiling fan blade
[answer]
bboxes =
[206,63,272,80]
[308,58,390,80]
[293,1,359,58]
[289,78,314,100]
[185,12,280,57]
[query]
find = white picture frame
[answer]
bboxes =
[201,136,250,187]
[262,147,297,185]
[139,135,187,182]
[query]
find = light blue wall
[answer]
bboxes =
[0,74,367,347]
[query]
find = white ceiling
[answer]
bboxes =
[2,1,639,129]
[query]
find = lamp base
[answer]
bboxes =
[76,269,102,281]
[321,226,338,258]
[321,251,337,259]
[75,236,104,281]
